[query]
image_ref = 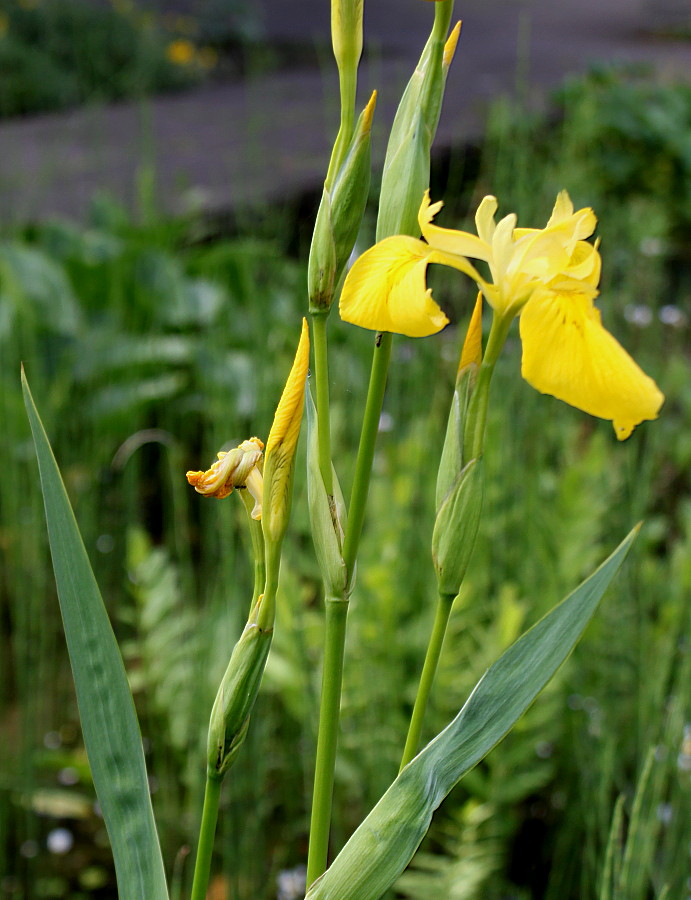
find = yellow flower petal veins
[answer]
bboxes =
[519,292,664,439]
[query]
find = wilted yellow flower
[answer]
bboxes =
[166,38,195,66]
[186,438,264,517]
[340,191,664,438]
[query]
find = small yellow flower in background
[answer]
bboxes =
[166,38,196,66]
[340,190,664,439]
[186,438,264,517]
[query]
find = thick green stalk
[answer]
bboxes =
[342,331,393,586]
[190,775,222,900]
[311,313,334,495]
[306,597,349,886]
[399,592,455,770]
[307,331,393,887]
[325,71,356,188]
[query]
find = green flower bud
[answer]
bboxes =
[432,294,484,597]
[306,387,348,597]
[309,92,376,313]
[331,0,363,84]
[432,457,483,598]
[377,7,459,240]
[206,603,273,778]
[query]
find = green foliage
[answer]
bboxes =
[22,373,169,899]
[2,67,689,899]
[0,0,202,117]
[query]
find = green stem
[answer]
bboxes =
[432,0,454,43]
[306,597,349,887]
[399,593,455,770]
[342,331,393,586]
[311,313,334,495]
[306,331,393,886]
[190,775,222,900]
[256,544,281,632]
[325,69,356,188]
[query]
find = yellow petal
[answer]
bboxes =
[266,318,310,457]
[339,236,449,337]
[418,191,490,261]
[475,195,498,244]
[546,190,575,226]
[519,293,664,439]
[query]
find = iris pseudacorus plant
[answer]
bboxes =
[340,190,664,439]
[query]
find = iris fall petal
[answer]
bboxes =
[339,236,449,337]
[519,292,664,439]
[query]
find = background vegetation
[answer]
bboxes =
[0,64,689,899]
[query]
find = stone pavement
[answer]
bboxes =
[0,0,689,225]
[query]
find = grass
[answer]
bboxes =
[1,67,689,899]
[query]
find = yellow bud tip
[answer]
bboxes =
[266,318,310,457]
[459,292,483,373]
[362,90,377,134]
[443,21,462,69]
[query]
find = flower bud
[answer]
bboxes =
[331,0,363,83]
[432,295,484,597]
[377,8,457,240]
[262,319,310,546]
[309,92,376,313]
[432,457,484,597]
[306,388,348,597]
[206,599,273,778]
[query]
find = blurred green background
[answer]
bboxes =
[0,2,689,898]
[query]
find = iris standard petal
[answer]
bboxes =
[519,293,664,439]
[418,191,490,261]
[475,196,498,244]
[339,236,449,337]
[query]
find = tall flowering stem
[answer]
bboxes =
[307,2,457,885]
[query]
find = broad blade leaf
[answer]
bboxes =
[307,526,639,900]
[22,371,169,900]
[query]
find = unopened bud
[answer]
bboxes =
[443,21,462,72]
[306,388,348,597]
[432,457,484,598]
[331,0,363,81]
[433,296,485,596]
[207,599,273,778]
[263,319,310,546]
[377,16,451,239]
[309,92,376,313]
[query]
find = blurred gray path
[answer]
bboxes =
[0,0,689,224]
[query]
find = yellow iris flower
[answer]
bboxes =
[339,191,663,439]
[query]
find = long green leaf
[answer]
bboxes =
[307,526,639,900]
[22,370,169,900]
